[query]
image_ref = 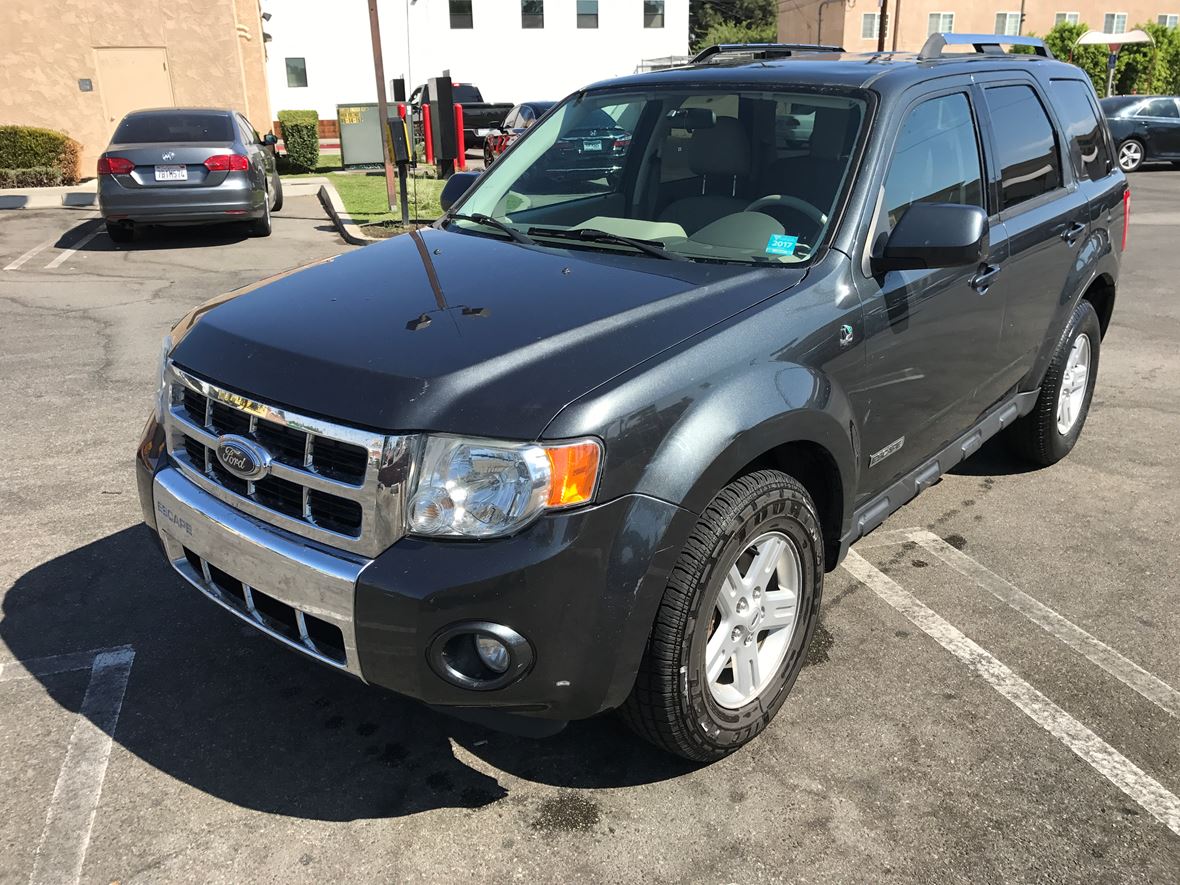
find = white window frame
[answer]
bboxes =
[862,12,880,38]
[1055,11,1080,25]
[995,11,1022,34]
[928,12,955,34]
[1103,12,1128,33]
[1158,13,1179,27]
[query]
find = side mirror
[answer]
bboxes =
[439,171,482,212]
[262,133,278,146]
[873,203,988,273]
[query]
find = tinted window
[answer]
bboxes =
[1051,79,1111,180]
[452,84,483,102]
[883,93,983,229]
[1137,98,1179,118]
[113,112,233,144]
[644,0,665,27]
[984,84,1062,210]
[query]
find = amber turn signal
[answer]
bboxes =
[544,440,602,508]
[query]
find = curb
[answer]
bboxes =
[315,181,379,245]
[0,190,97,210]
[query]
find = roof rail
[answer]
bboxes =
[919,33,1054,60]
[690,43,844,64]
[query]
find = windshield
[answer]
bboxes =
[451,87,867,264]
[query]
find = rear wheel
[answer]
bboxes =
[249,186,273,237]
[1118,139,1144,172]
[105,221,133,243]
[270,173,284,212]
[621,469,823,762]
[1009,299,1101,466]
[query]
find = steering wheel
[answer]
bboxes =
[744,194,828,226]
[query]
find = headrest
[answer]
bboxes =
[689,117,750,178]
[810,107,853,159]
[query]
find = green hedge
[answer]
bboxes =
[1033,21,1180,97]
[0,167,64,188]
[0,126,80,185]
[277,110,319,172]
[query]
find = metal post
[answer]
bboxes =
[367,0,398,212]
[876,0,887,51]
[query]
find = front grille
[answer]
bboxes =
[182,544,347,665]
[163,362,413,557]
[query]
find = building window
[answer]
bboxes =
[449,0,473,28]
[1103,12,1127,32]
[521,0,544,28]
[577,0,598,27]
[862,12,880,38]
[644,0,665,28]
[927,12,955,34]
[995,12,1021,34]
[1055,11,1080,24]
[285,58,307,88]
[1159,13,1180,26]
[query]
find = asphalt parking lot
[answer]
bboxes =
[1,179,1178,883]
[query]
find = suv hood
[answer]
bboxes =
[170,227,805,437]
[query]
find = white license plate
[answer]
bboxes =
[583,140,603,152]
[154,164,188,182]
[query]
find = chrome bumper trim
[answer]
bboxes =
[153,467,368,678]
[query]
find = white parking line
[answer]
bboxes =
[1,646,135,885]
[843,550,1180,837]
[3,237,57,271]
[884,528,1180,720]
[43,225,104,270]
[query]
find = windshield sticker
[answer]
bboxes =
[765,234,799,256]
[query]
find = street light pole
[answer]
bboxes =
[367,0,398,213]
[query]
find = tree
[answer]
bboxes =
[690,0,777,51]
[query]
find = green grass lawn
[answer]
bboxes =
[280,151,445,225]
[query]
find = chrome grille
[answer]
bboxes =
[163,362,414,557]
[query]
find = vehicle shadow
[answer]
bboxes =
[949,433,1040,476]
[56,222,252,252]
[1,525,693,822]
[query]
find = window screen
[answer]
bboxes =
[1055,11,1080,24]
[862,13,880,38]
[1051,79,1111,180]
[995,12,1021,34]
[449,0,473,28]
[1103,12,1127,32]
[883,93,983,229]
[927,12,954,33]
[984,85,1062,210]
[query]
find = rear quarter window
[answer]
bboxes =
[1050,79,1112,180]
[983,84,1062,210]
[113,113,234,144]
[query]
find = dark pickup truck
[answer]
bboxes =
[409,82,513,148]
[137,37,1126,761]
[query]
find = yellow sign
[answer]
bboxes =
[338,107,362,126]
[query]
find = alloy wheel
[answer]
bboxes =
[1056,333,1091,434]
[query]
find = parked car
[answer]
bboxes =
[1101,95,1180,172]
[98,108,282,242]
[137,37,1125,761]
[483,102,555,166]
[409,82,513,150]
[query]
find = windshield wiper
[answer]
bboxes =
[527,226,686,261]
[445,212,535,245]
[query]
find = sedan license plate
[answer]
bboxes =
[154,164,188,182]
[583,140,603,152]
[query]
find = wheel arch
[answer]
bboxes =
[1081,272,1116,338]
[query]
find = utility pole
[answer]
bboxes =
[876,0,887,51]
[367,0,398,212]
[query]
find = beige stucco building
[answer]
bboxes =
[2,0,272,171]
[779,0,1179,54]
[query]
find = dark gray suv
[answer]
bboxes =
[135,36,1127,761]
[98,108,282,242]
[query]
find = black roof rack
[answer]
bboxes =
[690,43,844,64]
[918,33,1054,60]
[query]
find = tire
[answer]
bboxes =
[270,173,284,212]
[620,469,824,762]
[1118,139,1144,172]
[105,221,133,243]
[249,186,273,237]
[1009,299,1101,466]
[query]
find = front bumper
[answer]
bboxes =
[137,422,690,722]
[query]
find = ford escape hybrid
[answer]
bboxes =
[136,36,1126,761]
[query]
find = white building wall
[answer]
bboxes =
[263,0,689,120]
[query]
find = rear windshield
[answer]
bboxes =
[453,85,483,103]
[113,112,233,144]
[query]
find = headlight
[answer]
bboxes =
[406,436,602,538]
[154,334,173,421]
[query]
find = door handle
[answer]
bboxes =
[1061,221,1086,244]
[970,264,1002,294]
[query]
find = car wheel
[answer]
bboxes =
[621,469,823,762]
[105,221,134,244]
[249,186,273,237]
[270,173,284,212]
[1009,299,1101,466]
[1118,139,1144,172]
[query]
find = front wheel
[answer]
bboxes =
[621,470,823,762]
[1118,139,1144,172]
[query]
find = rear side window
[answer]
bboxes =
[883,92,983,229]
[1051,80,1112,180]
[113,113,233,144]
[984,85,1062,210]
[453,85,483,103]
[1136,98,1179,118]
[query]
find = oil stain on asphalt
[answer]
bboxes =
[530,793,602,832]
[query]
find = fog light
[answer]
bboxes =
[475,635,510,673]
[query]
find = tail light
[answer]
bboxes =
[1121,188,1131,252]
[97,156,134,175]
[612,137,631,150]
[204,154,249,172]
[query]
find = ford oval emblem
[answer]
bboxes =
[214,435,271,481]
